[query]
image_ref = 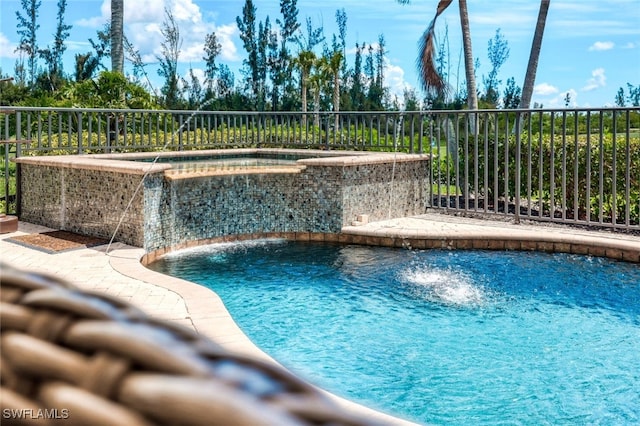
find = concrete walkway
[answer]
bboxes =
[2,214,639,425]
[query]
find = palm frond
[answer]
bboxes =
[417,0,452,95]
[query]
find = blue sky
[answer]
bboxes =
[1,0,639,107]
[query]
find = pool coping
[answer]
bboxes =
[13,147,425,176]
[141,213,640,265]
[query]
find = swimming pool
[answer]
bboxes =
[149,241,640,424]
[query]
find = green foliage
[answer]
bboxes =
[15,0,41,85]
[64,71,156,109]
[157,8,183,109]
[481,29,510,108]
[0,146,18,214]
[462,130,640,224]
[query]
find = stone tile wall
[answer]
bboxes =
[146,160,430,252]
[19,164,148,246]
[18,154,431,252]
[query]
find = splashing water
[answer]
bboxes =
[402,266,486,306]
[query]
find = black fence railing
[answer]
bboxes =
[2,106,639,230]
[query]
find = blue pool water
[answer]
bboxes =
[148,241,640,425]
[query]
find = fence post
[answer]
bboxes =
[77,111,83,154]
[514,112,522,224]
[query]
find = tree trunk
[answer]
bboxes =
[301,75,308,128]
[111,0,124,74]
[458,0,477,113]
[458,0,476,199]
[519,0,550,109]
[313,90,320,129]
[333,73,340,131]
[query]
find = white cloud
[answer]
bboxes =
[384,61,412,101]
[216,24,239,62]
[127,0,165,24]
[582,68,606,91]
[64,41,93,53]
[76,16,108,28]
[540,89,579,109]
[534,82,559,96]
[588,41,615,51]
[76,0,239,65]
[0,33,19,59]
[171,0,202,23]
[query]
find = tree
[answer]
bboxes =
[366,35,389,110]
[203,31,222,99]
[482,29,509,107]
[73,25,108,82]
[74,53,98,82]
[237,0,259,108]
[398,0,478,115]
[309,56,330,127]
[273,0,301,111]
[294,50,316,124]
[186,68,203,110]
[296,16,325,52]
[266,24,282,110]
[519,0,550,109]
[111,0,124,74]
[502,77,521,109]
[403,88,421,111]
[375,34,386,91]
[278,0,300,42]
[626,83,640,107]
[350,42,366,110]
[39,0,71,82]
[615,87,626,107]
[256,17,271,110]
[217,64,235,97]
[157,8,183,109]
[15,0,41,85]
[71,70,152,109]
[88,24,111,73]
[325,49,344,129]
[458,0,478,114]
[124,35,154,93]
[335,8,348,68]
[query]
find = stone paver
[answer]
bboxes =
[0,222,192,326]
[2,214,639,425]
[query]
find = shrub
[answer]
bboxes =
[462,132,640,224]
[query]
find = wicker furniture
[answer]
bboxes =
[0,264,384,425]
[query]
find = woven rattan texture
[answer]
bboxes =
[0,264,381,425]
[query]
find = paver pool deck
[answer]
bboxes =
[2,213,639,425]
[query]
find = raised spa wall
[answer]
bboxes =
[15,149,430,252]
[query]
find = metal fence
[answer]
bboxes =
[2,106,639,231]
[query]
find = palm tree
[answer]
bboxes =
[294,50,316,127]
[519,0,550,109]
[325,50,344,130]
[398,0,477,112]
[111,0,124,74]
[457,0,477,113]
